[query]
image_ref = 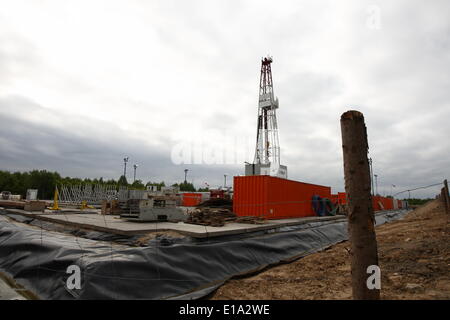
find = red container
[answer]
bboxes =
[331,192,347,205]
[372,196,380,211]
[233,175,331,219]
[331,194,339,204]
[338,192,347,205]
[182,193,202,207]
[383,197,394,210]
[372,196,394,211]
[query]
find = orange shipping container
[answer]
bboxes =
[233,175,332,219]
[182,193,202,207]
[330,194,339,204]
[382,197,394,210]
[372,196,380,211]
[331,192,346,205]
[372,196,394,211]
[337,192,347,205]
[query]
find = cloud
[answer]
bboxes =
[0,0,449,197]
[0,95,242,187]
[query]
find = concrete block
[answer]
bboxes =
[24,201,46,212]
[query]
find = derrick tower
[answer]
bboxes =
[246,56,287,178]
[254,56,280,165]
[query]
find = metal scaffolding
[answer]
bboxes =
[58,184,147,205]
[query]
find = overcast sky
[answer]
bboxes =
[0,0,449,198]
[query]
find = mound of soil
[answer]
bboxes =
[211,200,450,300]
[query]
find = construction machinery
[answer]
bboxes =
[119,197,187,222]
[119,186,187,222]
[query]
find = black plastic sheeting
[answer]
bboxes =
[0,209,409,300]
[2,212,149,245]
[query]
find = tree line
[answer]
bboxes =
[0,170,205,200]
[405,198,433,205]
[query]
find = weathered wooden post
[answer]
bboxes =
[340,110,380,300]
[444,180,449,215]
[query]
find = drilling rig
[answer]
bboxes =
[245,56,288,178]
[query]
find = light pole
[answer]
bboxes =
[390,184,395,197]
[224,174,228,188]
[133,164,138,182]
[123,157,129,178]
[369,158,374,196]
[374,174,378,196]
[184,169,189,184]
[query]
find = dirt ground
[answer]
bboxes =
[211,200,450,300]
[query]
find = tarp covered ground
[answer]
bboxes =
[0,210,409,299]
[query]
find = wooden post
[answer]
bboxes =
[444,180,449,215]
[340,110,380,300]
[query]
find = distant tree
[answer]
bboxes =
[27,170,60,199]
[197,187,209,192]
[0,169,142,198]
[0,171,14,193]
[145,181,165,191]
[178,182,196,192]
[131,179,145,190]
[403,198,432,206]
[118,175,128,186]
[105,179,117,185]
[0,170,226,198]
